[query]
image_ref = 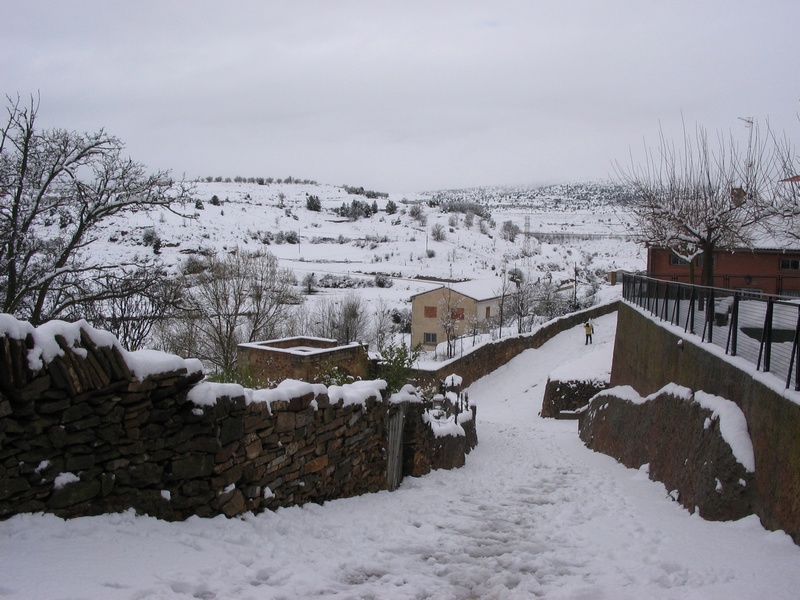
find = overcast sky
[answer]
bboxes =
[3,1,799,192]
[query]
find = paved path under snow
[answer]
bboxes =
[1,313,799,599]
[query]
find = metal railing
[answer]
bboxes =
[623,274,800,391]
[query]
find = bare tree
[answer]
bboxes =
[281,301,313,338]
[437,287,464,359]
[493,269,515,338]
[533,279,571,320]
[80,271,182,351]
[337,292,369,344]
[370,297,393,352]
[165,250,297,372]
[501,220,521,242]
[507,270,536,334]
[430,223,446,242]
[311,292,369,345]
[310,297,340,341]
[0,94,191,324]
[772,131,800,242]
[616,120,797,286]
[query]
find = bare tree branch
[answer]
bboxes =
[0,94,193,324]
[615,119,798,286]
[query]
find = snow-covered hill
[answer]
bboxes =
[96,179,644,308]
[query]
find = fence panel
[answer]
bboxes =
[623,274,800,390]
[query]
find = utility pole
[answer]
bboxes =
[573,263,578,309]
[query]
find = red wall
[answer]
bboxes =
[647,247,800,296]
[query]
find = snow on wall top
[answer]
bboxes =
[238,337,362,357]
[444,374,463,387]
[389,383,424,404]
[0,313,203,379]
[187,378,388,411]
[596,383,755,472]
[422,409,466,438]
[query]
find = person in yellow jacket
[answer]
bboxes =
[584,321,594,345]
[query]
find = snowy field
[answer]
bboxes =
[90,180,644,313]
[1,313,798,599]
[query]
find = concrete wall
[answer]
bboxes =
[604,302,800,542]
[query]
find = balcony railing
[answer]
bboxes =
[622,274,800,391]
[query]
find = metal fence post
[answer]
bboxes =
[660,282,670,321]
[727,294,740,357]
[757,299,774,372]
[686,287,696,335]
[707,288,715,344]
[625,275,799,389]
[788,306,800,391]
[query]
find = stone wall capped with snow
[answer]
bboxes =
[603,302,800,544]
[0,316,476,521]
[579,386,755,521]
[540,378,609,419]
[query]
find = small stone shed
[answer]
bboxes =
[238,336,369,384]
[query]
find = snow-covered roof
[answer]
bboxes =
[747,224,800,252]
[411,279,502,302]
[238,338,362,357]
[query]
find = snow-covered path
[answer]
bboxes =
[1,313,799,599]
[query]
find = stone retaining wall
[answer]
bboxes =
[540,378,609,419]
[601,303,800,543]
[0,318,476,521]
[579,388,754,521]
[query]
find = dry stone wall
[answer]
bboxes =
[0,317,477,521]
[579,388,754,521]
[540,378,609,418]
[403,402,478,477]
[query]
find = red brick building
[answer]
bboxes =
[647,246,800,298]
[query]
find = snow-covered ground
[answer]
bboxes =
[92,180,644,310]
[2,313,798,599]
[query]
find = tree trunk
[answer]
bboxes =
[701,245,714,288]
